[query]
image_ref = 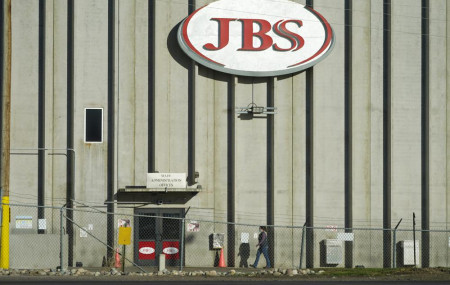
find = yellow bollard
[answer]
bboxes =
[0,196,10,269]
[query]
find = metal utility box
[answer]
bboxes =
[397,240,419,266]
[320,239,343,266]
[210,233,225,250]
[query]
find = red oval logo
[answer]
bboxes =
[163,247,179,255]
[139,247,155,255]
[178,0,334,77]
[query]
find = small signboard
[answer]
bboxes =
[163,241,180,260]
[187,221,200,232]
[16,216,32,229]
[325,225,338,232]
[118,219,130,228]
[80,227,88,238]
[118,227,132,245]
[212,233,225,249]
[118,218,131,245]
[38,219,47,230]
[147,173,187,189]
[241,233,250,243]
[337,233,354,241]
[139,241,156,260]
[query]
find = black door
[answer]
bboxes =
[134,208,184,266]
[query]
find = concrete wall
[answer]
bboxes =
[5,0,450,268]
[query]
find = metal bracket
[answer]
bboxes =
[236,103,277,115]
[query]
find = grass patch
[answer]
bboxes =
[318,267,449,277]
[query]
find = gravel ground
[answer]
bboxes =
[0,267,448,282]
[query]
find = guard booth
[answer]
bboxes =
[134,208,184,267]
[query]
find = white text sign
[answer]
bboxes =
[147,173,187,189]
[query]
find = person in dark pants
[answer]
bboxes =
[251,226,271,268]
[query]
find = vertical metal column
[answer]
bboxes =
[60,206,64,272]
[180,218,185,271]
[66,0,75,267]
[187,0,196,186]
[299,222,306,269]
[148,0,156,173]
[38,0,46,234]
[267,77,275,267]
[305,0,314,265]
[421,0,430,269]
[344,0,353,268]
[227,75,236,267]
[392,218,402,268]
[383,0,392,269]
[106,0,116,264]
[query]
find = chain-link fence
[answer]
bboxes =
[0,203,65,269]
[2,202,450,270]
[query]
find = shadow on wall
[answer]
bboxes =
[238,243,250,268]
[167,22,191,70]
[185,234,196,244]
[167,22,236,83]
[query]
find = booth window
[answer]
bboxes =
[84,108,103,143]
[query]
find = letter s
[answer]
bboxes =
[273,20,304,52]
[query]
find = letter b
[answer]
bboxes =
[238,19,273,51]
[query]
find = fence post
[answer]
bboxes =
[299,222,306,269]
[392,218,402,268]
[180,217,185,271]
[413,212,417,267]
[60,206,64,272]
[392,229,396,268]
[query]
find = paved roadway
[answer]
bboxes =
[1,281,450,285]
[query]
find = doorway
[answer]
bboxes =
[134,208,184,267]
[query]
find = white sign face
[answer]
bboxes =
[118,219,131,228]
[80,228,88,238]
[337,233,354,242]
[139,247,155,255]
[16,216,33,229]
[163,247,179,255]
[178,0,334,77]
[325,225,338,232]
[187,221,200,232]
[38,219,47,230]
[241,232,250,243]
[147,173,187,189]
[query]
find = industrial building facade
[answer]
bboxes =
[1,0,450,269]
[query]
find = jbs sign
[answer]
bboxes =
[178,0,334,77]
[203,18,305,52]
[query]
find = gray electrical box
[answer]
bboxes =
[321,239,343,265]
[398,240,419,266]
[211,233,225,249]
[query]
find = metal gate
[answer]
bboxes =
[134,208,183,267]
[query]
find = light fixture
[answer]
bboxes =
[236,103,277,115]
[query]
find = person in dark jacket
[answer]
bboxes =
[251,226,271,268]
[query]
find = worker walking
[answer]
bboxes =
[251,226,271,268]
